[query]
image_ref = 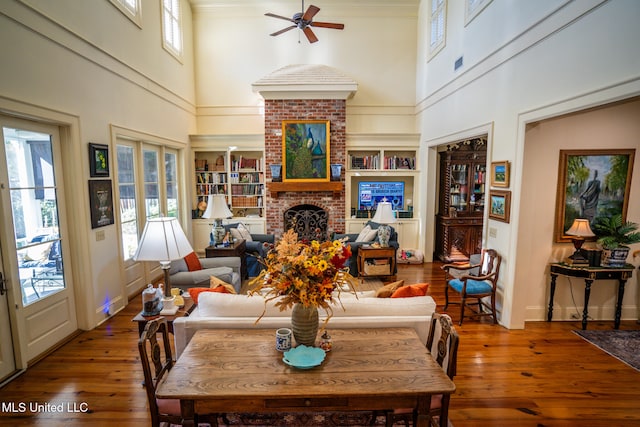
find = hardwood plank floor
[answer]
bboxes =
[1,262,639,426]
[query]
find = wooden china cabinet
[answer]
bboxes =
[435,137,487,262]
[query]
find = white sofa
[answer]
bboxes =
[173,291,437,358]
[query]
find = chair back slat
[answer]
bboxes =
[426,313,459,379]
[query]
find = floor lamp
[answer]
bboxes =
[202,194,233,246]
[133,217,193,315]
[371,200,396,247]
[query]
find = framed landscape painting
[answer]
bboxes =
[490,161,510,187]
[489,190,511,223]
[282,120,330,182]
[554,149,635,242]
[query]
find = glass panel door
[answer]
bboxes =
[3,127,65,305]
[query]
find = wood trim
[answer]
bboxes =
[267,181,343,198]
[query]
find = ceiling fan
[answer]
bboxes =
[265,1,344,44]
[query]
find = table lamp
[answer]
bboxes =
[133,217,193,315]
[565,218,595,266]
[371,200,396,247]
[202,194,233,246]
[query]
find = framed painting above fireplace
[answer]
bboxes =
[282,120,330,182]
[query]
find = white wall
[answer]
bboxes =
[192,0,420,135]
[0,0,196,329]
[416,0,640,328]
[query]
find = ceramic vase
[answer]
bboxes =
[291,303,319,347]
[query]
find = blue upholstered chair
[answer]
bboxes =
[442,248,501,325]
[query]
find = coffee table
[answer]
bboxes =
[156,328,455,426]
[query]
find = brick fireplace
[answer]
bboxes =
[253,64,358,238]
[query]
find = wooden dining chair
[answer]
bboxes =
[138,318,220,426]
[138,318,183,427]
[382,312,460,426]
[442,248,501,325]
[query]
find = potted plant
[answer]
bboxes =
[593,214,640,267]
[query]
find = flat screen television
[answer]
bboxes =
[358,181,405,210]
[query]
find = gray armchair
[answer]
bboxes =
[169,256,242,293]
[332,221,399,277]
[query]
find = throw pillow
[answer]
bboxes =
[188,286,230,304]
[236,223,253,242]
[390,283,430,298]
[229,227,243,242]
[375,280,405,298]
[209,275,236,294]
[356,225,378,243]
[184,252,202,272]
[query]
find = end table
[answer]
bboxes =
[357,245,397,280]
[132,297,195,336]
[205,239,248,279]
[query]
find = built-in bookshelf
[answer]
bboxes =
[348,149,417,171]
[193,149,265,219]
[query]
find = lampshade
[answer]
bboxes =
[566,219,595,237]
[201,194,232,219]
[133,217,193,306]
[371,201,396,225]
[133,217,193,263]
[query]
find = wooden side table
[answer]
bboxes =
[547,263,634,330]
[132,297,195,336]
[205,239,247,279]
[357,245,397,280]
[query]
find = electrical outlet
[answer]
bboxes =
[489,227,497,238]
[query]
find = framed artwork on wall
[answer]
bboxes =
[490,160,510,188]
[489,189,511,223]
[89,143,109,177]
[89,179,114,229]
[554,149,635,242]
[282,120,330,182]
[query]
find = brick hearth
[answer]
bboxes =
[264,98,346,237]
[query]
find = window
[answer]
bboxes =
[165,150,178,218]
[429,0,447,58]
[116,142,181,261]
[161,0,183,60]
[117,144,139,260]
[143,147,161,220]
[465,0,492,25]
[109,0,142,27]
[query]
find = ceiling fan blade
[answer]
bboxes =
[265,12,295,23]
[310,21,344,30]
[270,26,297,37]
[302,5,320,22]
[303,26,318,43]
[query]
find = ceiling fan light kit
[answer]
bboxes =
[265,1,344,44]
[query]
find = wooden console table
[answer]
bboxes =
[132,297,195,335]
[547,263,634,330]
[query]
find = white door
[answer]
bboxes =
[0,117,77,365]
[0,248,16,382]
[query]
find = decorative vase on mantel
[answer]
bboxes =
[291,303,319,347]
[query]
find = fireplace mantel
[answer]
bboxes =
[267,182,343,198]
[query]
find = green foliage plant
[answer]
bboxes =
[593,214,640,249]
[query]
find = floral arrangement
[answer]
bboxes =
[249,228,357,320]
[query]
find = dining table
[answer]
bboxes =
[156,327,456,427]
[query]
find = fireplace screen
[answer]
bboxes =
[284,204,329,241]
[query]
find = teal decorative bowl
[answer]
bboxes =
[282,345,326,369]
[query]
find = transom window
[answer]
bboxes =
[429,0,447,59]
[161,0,183,60]
[109,0,142,27]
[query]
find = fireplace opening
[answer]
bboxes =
[284,204,329,241]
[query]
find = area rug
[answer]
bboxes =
[215,411,385,426]
[574,329,640,371]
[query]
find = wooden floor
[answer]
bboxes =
[1,262,639,426]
